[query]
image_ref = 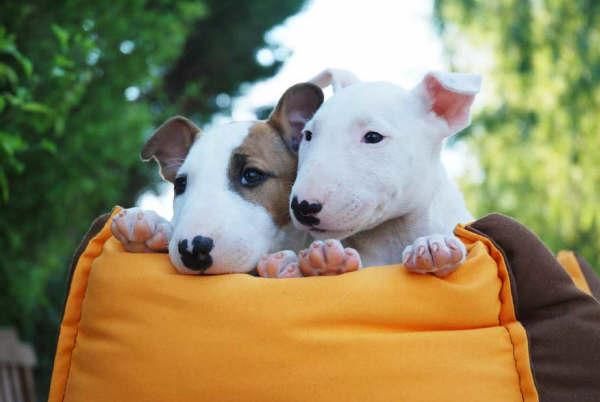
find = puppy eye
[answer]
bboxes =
[363,131,384,144]
[241,168,267,187]
[303,130,313,141]
[174,175,187,196]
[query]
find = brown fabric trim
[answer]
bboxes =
[63,213,111,312]
[467,213,600,402]
[575,254,600,300]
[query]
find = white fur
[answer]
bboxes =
[170,122,306,274]
[427,71,481,95]
[291,72,479,267]
[309,68,360,92]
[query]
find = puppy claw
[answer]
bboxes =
[132,215,153,239]
[257,250,302,278]
[343,248,361,272]
[402,234,466,277]
[111,207,171,253]
[299,239,361,276]
[145,222,171,251]
[307,241,327,269]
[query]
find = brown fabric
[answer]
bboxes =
[467,213,600,402]
[64,213,111,308]
[575,254,600,300]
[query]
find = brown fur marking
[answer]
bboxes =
[228,122,297,227]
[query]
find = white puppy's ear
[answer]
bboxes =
[269,83,324,152]
[414,72,482,135]
[141,116,200,182]
[309,68,360,92]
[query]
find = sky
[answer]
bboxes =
[230,0,445,119]
[138,0,480,218]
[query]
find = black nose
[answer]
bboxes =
[290,196,322,226]
[177,235,214,271]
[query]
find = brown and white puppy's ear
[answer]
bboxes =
[268,83,324,152]
[141,116,200,182]
[413,71,482,136]
[309,68,360,92]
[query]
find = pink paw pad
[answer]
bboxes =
[257,250,302,278]
[402,234,466,277]
[298,239,361,276]
[111,208,171,253]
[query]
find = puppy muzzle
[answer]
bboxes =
[177,235,214,272]
[290,196,322,227]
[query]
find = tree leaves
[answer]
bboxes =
[0,0,305,397]
[436,0,600,272]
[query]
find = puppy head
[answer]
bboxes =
[142,83,323,274]
[290,71,481,240]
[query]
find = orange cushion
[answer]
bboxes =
[49,209,539,402]
[556,250,592,295]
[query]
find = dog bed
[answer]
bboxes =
[48,207,600,402]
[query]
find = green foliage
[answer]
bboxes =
[435,0,600,271]
[0,0,305,397]
[164,0,307,117]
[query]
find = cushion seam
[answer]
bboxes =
[460,225,534,402]
[59,210,117,402]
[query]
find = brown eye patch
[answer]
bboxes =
[227,122,297,227]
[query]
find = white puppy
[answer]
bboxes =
[263,69,480,277]
[111,83,323,276]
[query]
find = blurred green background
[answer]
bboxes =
[434,0,600,271]
[0,0,306,397]
[0,0,598,399]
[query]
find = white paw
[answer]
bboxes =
[257,250,303,278]
[402,234,466,277]
[111,208,171,253]
[298,239,362,276]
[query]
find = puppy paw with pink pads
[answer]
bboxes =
[402,235,466,277]
[111,207,172,253]
[257,250,303,278]
[299,239,362,276]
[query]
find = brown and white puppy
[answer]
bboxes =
[111,83,323,275]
